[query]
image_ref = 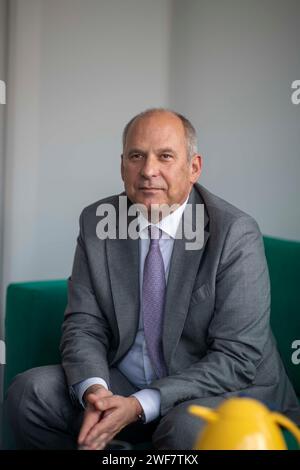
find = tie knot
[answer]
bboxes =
[149,225,161,244]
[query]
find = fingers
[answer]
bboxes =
[95,388,113,398]
[78,395,128,450]
[78,407,102,445]
[86,432,110,451]
[81,409,119,450]
[85,388,113,406]
[84,406,121,449]
[78,392,116,447]
[92,395,121,412]
[85,418,110,444]
[78,433,110,450]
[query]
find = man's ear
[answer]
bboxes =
[120,154,124,182]
[190,154,202,183]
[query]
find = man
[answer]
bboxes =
[6,109,300,450]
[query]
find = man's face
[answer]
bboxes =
[121,112,202,213]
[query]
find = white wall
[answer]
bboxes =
[3,0,172,292]
[0,0,7,321]
[2,0,300,301]
[0,0,7,433]
[170,0,300,240]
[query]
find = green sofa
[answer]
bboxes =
[2,236,300,449]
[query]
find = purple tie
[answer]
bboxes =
[142,225,167,378]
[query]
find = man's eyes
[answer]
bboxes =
[127,153,173,160]
[129,154,144,160]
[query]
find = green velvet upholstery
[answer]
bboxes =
[4,280,67,393]
[2,236,300,449]
[263,236,300,397]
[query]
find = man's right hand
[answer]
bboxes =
[78,384,113,449]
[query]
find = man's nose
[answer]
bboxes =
[140,155,160,178]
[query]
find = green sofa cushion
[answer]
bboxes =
[263,236,300,396]
[4,280,67,392]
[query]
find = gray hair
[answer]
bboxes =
[122,108,198,161]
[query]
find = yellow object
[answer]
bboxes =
[188,397,300,450]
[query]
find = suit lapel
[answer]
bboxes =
[106,197,140,360]
[162,186,210,368]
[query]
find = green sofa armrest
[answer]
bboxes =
[263,236,300,397]
[4,280,67,394]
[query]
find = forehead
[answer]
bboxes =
[125,112,186,148]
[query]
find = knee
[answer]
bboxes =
[152,401,204,450]
[5,366,62,425]
[6,369,36,421]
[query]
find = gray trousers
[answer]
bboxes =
[5,365,223,450]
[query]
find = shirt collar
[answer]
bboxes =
[137,195,189,239]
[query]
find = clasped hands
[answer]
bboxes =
[77,384,143,450]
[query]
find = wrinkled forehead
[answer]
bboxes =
[125,112,186,150]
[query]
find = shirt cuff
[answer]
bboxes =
[73,377,109,408]
[131,389,161,423]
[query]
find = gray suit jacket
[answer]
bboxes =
[60,183,300,422]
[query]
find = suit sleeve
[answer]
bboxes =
[60,210,112,393]
[148,215,271,416]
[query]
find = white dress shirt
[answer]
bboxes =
[74,196,189,422]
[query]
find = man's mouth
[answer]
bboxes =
[139,187,164,191]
